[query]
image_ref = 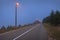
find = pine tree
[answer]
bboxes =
[50,11,55,25]
[55,11,60,25]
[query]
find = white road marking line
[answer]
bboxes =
[13,26,37,40]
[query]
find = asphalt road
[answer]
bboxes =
[0,24,48,40]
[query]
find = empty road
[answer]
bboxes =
[0,24,48,40]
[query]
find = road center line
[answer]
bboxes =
[13,26,37,40]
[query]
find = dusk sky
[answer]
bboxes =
[0,0,60,27]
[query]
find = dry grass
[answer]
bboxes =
[0,24,33,34]
[43,23,60,40]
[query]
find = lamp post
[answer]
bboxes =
[15,2,19,26]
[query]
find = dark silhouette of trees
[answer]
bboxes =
[7,26,13,31]
[55,11,60,25]
[43,16,50,23]
[43,10,60,26]
[0,26,6,33]
[18,25,21,27]
[1,26,6,30]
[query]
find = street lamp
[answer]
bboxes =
[15,2,19,26]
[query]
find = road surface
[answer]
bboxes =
[0,24,48,40]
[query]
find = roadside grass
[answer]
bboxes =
[0,24,34,34]
[43,23,60,40]
[0,26,25,34]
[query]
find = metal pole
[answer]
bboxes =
[15,5,17,26]
[15,2,19,26]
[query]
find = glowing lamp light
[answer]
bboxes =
[16,2,19,7]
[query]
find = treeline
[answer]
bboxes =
[0,25,21,34]
[43,10,60,26]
